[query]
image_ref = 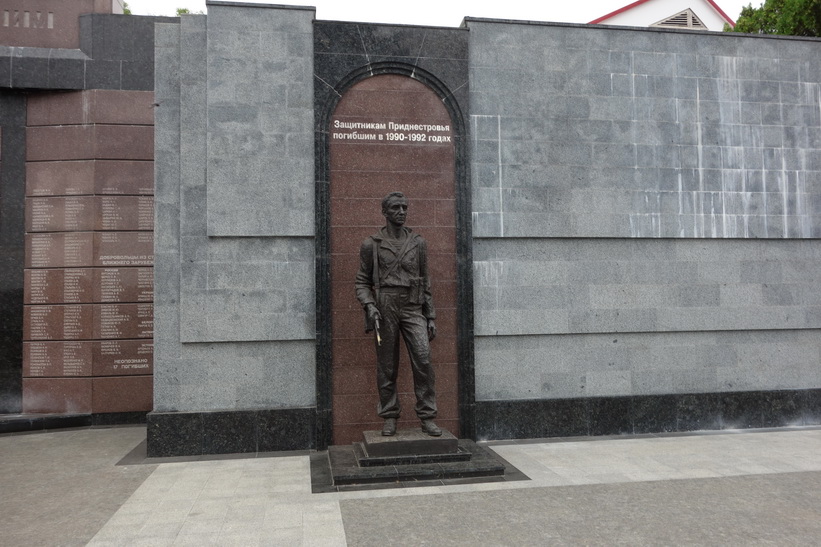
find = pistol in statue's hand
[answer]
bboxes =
[427,319,437,341]
[366,303,382,324]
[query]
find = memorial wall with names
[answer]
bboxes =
[22,89,154,414]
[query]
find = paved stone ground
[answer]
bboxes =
[2,426,821,545]
[0,426,155,546]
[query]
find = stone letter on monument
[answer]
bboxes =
[355,192,441,437]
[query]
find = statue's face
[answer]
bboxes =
[383,197,408,226]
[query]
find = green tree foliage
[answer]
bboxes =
[122,1,131,14]
[176,8,204,16]
[725,0,821,36]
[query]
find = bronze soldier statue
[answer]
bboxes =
[355,192,441,436]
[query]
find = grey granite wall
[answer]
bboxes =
[153,4,316,417]
[206,5,314,237]
[469,21,821,239]
[467,19,821,402]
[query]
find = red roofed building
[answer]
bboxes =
[590,0,735,31]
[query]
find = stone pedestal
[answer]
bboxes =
[355,429,469,467]
[326,427,506,487]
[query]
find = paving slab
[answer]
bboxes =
[4,425,821,546]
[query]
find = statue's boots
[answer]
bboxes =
[381,418,397,436]
[420,419,442,436]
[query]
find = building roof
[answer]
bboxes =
[590,0,735,28]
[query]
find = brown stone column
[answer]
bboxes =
[23,90,154,414]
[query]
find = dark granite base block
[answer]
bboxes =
[354,442,471,467]
[0,411,148,434]
[476,389,821,441]
[361,428,458,457]
[91,411,147,426]
[147,407,316,457]
[0,413,91,434]
[328,439,506,486]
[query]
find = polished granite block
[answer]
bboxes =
[761,390,804,428]
[146,411,203,458]
[92,339,153,376]
[147,407,317,457]
[589,396,634,436]
[26,196,96,232]
[92,267,153,303]
[27,90,155,127]
[24,304,94,341]
[327,439,506,487]
[476,390,821,441]
[22,377,92,413]
[23,340,93,377]
[353,442,471,467]
[633,394,678,434]
[25,232,94,268]
[26,160,154,197]
[96,196,154,231]
[25,268,94,304]
[91,375,152,413]
[90,411,147,426]
[257,407,316,452]
[0,413,92,434]
[361,428,459,458]
[94,231,153,267]
[92,303,153,339]
[202,410,258,455]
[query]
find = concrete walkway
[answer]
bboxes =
[2,426,821,545]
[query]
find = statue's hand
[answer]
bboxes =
[427,319,437,341]
[366,303,382,324]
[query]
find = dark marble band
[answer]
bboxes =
[0,411,146,434]
[476,389,821,440]
[146,407,316,457]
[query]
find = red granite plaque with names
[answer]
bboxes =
[92,267,153,303]
[96,196,154,231]
[23,341,93,377]
[22,88,156,416]
[92,340,153,376]
[24,304,94,340]
[26,232,94,268]
[26,160,155,197]
[92,303,153,339]
[94,232,153,266]
[26,196,95,232]
[26,161,95,196]
[94,160,154,195]
[25,268,94,304]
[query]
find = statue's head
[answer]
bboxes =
[381,191,406,213]
[382,191,408,226]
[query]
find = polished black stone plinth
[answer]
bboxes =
[355,428,467,467]
[327,439,506,487]
[0,413,91,434]
[362,428,459,457]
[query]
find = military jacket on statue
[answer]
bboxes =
[355,226,436,331]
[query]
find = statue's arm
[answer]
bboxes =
[355,238,376,308]
[419,238,436,321]
[355,238,381,332]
